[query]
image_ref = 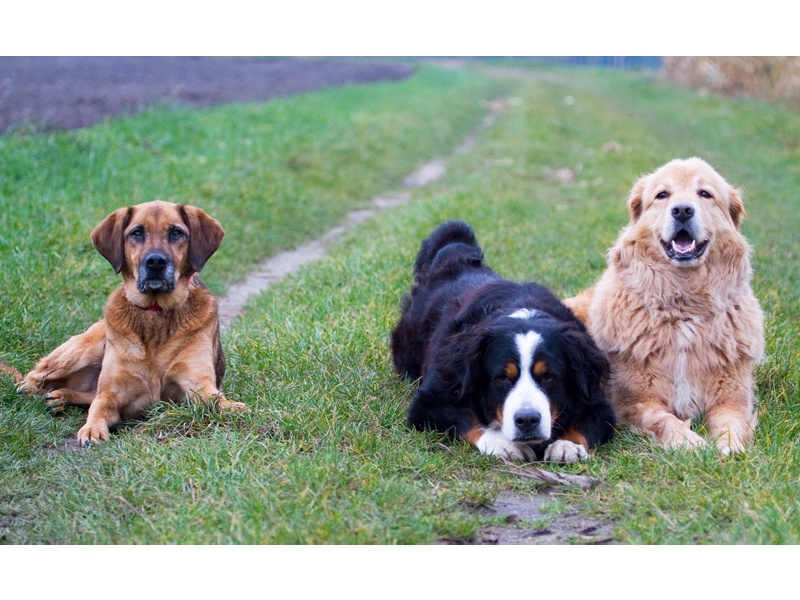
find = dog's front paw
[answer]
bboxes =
[544,440,589,464]
[662,426,707,451]
[217,398,248,413]
[715,432,748,456]
[476,428,536,461]
[77,420,110,446]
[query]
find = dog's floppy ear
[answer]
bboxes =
[727,184,746,230]
[179,205,225,272]
[91,206,133,274]
[563,326,609,404]
[432,323,490,417]
[627,175,647,222]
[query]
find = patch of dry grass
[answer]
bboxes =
[663,57,800,106]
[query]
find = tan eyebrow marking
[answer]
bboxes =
[504,362,519,380]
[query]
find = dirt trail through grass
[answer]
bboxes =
[215,91,619,544]
[216,101,507,329]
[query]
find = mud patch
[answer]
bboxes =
[0,513,17,540]
[469,490,616,545]
[44,437,86,453]
[444,462,616,545]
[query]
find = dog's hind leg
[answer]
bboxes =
[20,319,106,399]
[42,388,97,413]
[0,360,22,383]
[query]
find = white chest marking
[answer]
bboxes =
[670,349,702,420]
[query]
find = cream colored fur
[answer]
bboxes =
[565,158,764,455]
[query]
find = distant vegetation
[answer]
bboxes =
[664,57,800,107]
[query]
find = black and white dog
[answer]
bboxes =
[391,221,616,463]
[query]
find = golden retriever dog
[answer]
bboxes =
[565,158,764,455]
[21,201,245,445]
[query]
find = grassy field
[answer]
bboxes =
[1,62,798,545]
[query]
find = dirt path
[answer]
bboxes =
[215,95,618,544]
[217,102,502,328]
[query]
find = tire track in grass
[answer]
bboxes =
[217,99,512,330]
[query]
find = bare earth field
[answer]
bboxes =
[0,56,413,134]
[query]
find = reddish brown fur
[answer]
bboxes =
[533,360,548,378]
[465,424,486,446]
[503,362,519,380]
[1,360,22,383]
[21,201,245,443]
[559,428,588,450]
[565,158,764,455]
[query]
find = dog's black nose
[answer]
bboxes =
[671,203,695,223]
[144,252,168,271]
[514,409,541,430]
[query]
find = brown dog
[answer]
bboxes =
[565,158,764,455]
[21,201,245,444]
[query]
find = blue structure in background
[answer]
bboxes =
[532,56,662,70]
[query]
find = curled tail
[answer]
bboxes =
[414,220,482,278]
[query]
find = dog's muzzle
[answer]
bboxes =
[137,252,175,293]
[661,203,709,263]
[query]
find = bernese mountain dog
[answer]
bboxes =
[391,221,616,463]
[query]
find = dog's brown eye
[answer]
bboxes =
[128,227,144,241]
[656,191,670,199]
[539,372,555,383]
[169,227,186,243]
[698,189,712,199]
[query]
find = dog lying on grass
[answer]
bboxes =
[21,201,245,444]
[392,221,616,463]
[565,158,764,455]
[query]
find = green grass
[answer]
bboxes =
[0,65,503,363]
[1,62,798,544]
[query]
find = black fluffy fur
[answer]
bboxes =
[391,220,616,459]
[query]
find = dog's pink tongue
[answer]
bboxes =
[672,232,696,254]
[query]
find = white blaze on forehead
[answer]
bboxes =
[509,308,539,320]
[501,331,552,442]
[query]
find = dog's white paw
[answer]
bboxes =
[543,440,589,464]
[475,428,536,461]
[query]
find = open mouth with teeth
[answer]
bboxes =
[661,230,709,262]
